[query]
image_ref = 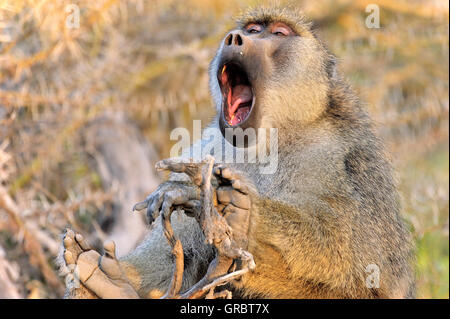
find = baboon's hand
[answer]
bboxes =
[213,165,252,249]
[62,229,139,299]
[133,181,201,224]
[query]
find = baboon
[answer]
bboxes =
[59,5,415,299]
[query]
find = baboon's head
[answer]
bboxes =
[210,6,336,141]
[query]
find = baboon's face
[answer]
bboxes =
[211,19,329,139]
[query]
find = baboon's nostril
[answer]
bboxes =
[225,34,232,46]
[234,34,243,46]
[225,33,243,47]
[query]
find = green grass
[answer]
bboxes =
[399,141,449,298]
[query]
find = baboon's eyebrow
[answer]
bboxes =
[243,19,268,28]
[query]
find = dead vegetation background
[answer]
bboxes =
[0,0,448,298]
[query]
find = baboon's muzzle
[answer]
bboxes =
[217,31,261,145]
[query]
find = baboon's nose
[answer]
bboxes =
[225,32,243,47]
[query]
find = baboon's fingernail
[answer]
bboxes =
[75,234,84,242]
[133,201,147,211]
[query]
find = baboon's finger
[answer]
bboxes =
[216,187,232,204]
[103,240,116,260]
[146,194,164,223]
[214,166,249,193]
[213,165,230,178]
[132,199,149,212]
[222,204,250,247]
[75,233,92,251]
[184,199,201,209]
[64,250,75,265]
[65,228,75,240]
[231,179,249,194]
[63,229,84,259]
[216,204,226,213]
[63,235,74,248]
[157,158,205,185]
[183,200,202,217]
[217,187,251,209]
[221,167,233,179]
[223,204,249,216]
[155,158,189,172]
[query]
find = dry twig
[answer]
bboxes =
[155,156,255,299]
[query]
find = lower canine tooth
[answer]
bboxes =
[229,114,235,125]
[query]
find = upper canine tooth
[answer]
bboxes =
[222,65,226,74]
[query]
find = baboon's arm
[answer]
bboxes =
[251,195,355,289]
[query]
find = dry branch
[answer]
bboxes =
[0,185,63,293]
[0,244,21,299]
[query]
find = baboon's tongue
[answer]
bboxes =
[227,84,252,118]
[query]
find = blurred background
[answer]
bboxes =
[0,0,448,299]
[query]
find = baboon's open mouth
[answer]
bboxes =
[218,63,254,127]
